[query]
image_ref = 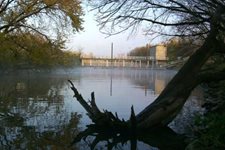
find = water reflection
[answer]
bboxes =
[0,68,203,149]
[0,112,80,149]
[108,69,169,96]
[71,125,187,150]
[0,70,82,149]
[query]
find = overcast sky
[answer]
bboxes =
[66,7,157,57]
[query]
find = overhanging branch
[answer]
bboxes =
[117,15,206,26]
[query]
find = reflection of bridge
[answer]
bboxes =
[81,56,167,68]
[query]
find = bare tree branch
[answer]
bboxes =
[88,0,225,38]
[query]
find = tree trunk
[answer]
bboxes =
[136,28,219,129]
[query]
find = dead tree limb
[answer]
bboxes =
[68,80,136,130]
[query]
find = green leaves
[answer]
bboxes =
[194,113,225,150]
[0,0,83,68]
[0,32,80,68]
[0,0,83,38]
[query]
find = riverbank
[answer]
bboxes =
[185,81,225,150]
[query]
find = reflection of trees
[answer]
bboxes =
[0,71,65,98]
[0,70,67,122]
[0,70,82,149]
[0,112,81,149]
[0,93,82,149]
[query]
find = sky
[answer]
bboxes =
[66,7,155,57]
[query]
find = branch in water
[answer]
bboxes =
[68,80,137,128]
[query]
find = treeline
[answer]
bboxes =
[0,0,83,69]
[128,44,151,56]
[166,37,201,61]
[0,32,80,69]
[128,37,201,61]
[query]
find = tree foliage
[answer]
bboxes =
[0,0,83,40]
[166,37,202,61]
[127,37,202,60]
[0,0,83,68]
[0,33,80,68]
[128,44,150,56]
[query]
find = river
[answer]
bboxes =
[0,67,204,149]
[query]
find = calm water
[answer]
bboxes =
[0,67,204,149]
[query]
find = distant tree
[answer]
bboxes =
[0,32,80,68]
[128,44,151,56]
[166,37,203,61]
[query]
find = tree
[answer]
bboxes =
[0,0,83,42]
[0,0,83,52]
[0,32,81,68]
[166,37,202,61]
[0,0,83,68]
[69,0,225,132]
[128,44,150,56]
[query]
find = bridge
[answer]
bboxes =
[81,56,168,68]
